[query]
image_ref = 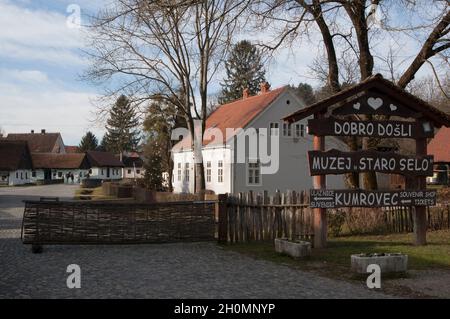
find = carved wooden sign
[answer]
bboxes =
[307,118,434,139]
[308,149,434,176]
[332,92,417,117]
[310,189,437,208]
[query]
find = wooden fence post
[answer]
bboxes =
[218,194,228,244]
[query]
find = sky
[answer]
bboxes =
[0,0,443,146]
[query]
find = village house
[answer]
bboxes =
[171,83,347,194]
[85,150,124,180]
[5,130,66,154]
[428,127,450,185]
[30,153,90,184]
[0,140,33,186]
[121,152,145,179]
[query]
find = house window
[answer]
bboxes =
[80,172,83,177]
[127,169,131,174]
[16,172,18,179]
[248,160,261,185]
[25,172,28,179]
[269,122,279,136]
[217,160,223,183]
[177,163,182,181]
[20,172,23,179]
[136,169,141,174]
[282,123,292,137]
[58,172,62,178]
[206,161,211,183]
[101,169,104,175]
[184,163,190,182]
[295,123,305,137]
[32,171,36,178]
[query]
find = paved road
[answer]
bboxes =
[0,185,391,299]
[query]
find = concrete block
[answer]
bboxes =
[275,238,311,258]
[351,253,408,274]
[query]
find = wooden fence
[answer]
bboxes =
[217,191,450,244]
[218,191,314,244]
[22,200,216,245]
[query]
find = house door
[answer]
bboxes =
[107,168,110,178]
[44,169,51,180]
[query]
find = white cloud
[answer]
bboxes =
[0,0,86,65]
[0,68,49,83]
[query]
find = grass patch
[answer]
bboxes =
[223,230,450,279]
[74,186,115,200]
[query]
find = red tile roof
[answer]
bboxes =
[428,127,450,163]
[65,145,80,153]
[173,86,287,151]
[5,132,62,153]
[31,153,89,169]
[0,140,33,170]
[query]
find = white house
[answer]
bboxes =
[85,151,124,180]
[0,140,33,186]
[121,153,145,179]
[30,153,90,184]
[172,83,347,194]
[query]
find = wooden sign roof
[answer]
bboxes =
[283,74,450,128]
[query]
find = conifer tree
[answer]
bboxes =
[104,95,140,154]
[219,40,266,104]
[78,131,98,152]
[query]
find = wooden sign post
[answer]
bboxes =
[313,112,327,248]
[283,75,450,247]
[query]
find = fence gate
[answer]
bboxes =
[21,200,216,246]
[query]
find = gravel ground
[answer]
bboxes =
[0,185,392,299]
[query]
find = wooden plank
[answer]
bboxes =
[308,149,433,176]
[307,118,434,138]
[332,92,418,117]
[310,189,437,208]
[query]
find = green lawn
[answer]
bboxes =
[223,230,450,279]
[74,186,115,200]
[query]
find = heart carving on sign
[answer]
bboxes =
[353,102,361,110]
[390,104,397,111]
[367,97,383,110]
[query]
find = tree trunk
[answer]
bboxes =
[361,136,378,190]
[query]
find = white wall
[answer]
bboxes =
[172,147,233,194]
[89,167,123,180]
[123,167,145,179]
[8,170,32,185]
[229,89,346,194]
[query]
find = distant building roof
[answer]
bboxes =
[5,131,63,153]
[0,140,33,171]
[173,86,288,151]
[31,153,89,169]
[86,151,124,167]
[122,156,144,168]
[65,145,80,153]
[428,127,450,163]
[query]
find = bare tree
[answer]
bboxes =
[251,0,450,190]
[85,0,248,193]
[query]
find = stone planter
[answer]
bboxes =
[275,238,311,258]
[351,253,408,274]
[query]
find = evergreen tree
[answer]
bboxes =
[104,95,141,154]
[219,40,266,104]
[78,131,98,152]
[292,83,316,106]
[143,143,164,191]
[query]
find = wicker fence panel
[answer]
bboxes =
[22,200,216,244]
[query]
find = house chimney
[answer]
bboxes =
[41,129,46,134]
[31,130,34,134]
[243,88,250,99]
[260,82,270,93]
